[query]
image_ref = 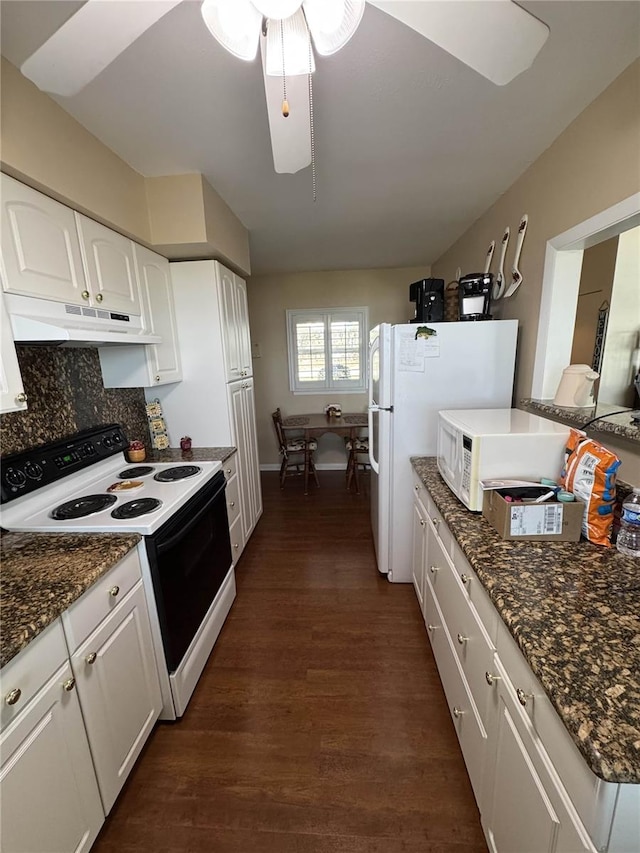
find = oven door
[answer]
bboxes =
[145,471,232,673]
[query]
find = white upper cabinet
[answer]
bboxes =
[99,245,182,388]
[0,289,27,414]
[216,262,251,382]
[75,213,141,316]
[1,173,87,304]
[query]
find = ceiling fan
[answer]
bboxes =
[19,0,550,177]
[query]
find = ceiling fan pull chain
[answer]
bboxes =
[280,20,289,117]
[308,29,316,202]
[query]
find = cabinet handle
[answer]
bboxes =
[95,293,104,303]
[155,375,160,382]
[452,706,464,718]
[63,678,76,692]
[431,517,439,528]
[81,290,90,300]
[230,501,235,508]
[5,688,22,706]
[460,574,471,585]
[485,672,501,686]
[226,468,232,474]
[109,585,120,597]
[429,565,439,574]
[15,392,27,404]
[516,688,533,707]
[456,633,468,645]
[233,543,239,550]
[420,519,425,527]
[415,484,419,491]
[86,652,97,665]
[427,624,438,632]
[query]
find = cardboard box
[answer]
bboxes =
[482,490,584,542]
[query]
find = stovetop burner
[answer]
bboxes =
[154,465,201,482]
[111,498,163,519]
[51,493,118,520]
[119,466,155,479]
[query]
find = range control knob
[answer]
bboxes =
[112,433,123,444]
[82,442,95,457]
[103,436,113,449]
[24,462,43,481]
[5,468,26,489]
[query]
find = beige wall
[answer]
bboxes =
[0,57,151,242]
[0,58,250,271]
[248,266,428,467]
[431,59,640,480]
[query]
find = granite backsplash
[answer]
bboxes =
[0,346,149,456]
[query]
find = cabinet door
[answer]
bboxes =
[218,263,242,382]
[235,275,252,377]
[69,580,162,814]
[0,289,27,413]
[135,244,182,384]
[1,174,87,304]
[243,378,262,525]
[411,497,427,613]
[229,381,251,540]
[0,661,104,853]
[75,213,141,315]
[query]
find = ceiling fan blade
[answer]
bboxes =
[260,39,312,174]
[367,0,550,86]
[20,0,182,96]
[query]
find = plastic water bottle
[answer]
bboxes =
[617,487,640,557]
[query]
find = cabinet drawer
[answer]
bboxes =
[451,540,498,644]
[61,548,142,651]
[0,620,68,731]
[222,452,238,481]
[425,580,488,804]
[225,474,241,527]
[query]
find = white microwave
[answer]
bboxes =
[437,409,572,511]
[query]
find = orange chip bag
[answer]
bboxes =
[560,429,621,547]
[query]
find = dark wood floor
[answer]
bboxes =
[94,471,487,853]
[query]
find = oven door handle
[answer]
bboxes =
[155,476,226,554]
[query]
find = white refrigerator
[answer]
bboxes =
[368,320,518,582]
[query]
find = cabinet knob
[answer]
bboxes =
[414,484,419,491]
[109,585,120,597]
[226,468,232,475]
[456,633,468,645]
[427,624,438,632]
[460,574,471,585]
[81,290,90,300]
[420,519,425,527]
[95,293,104,303]
[155,375,160,382]
[15,392,27,404]
[63,677,76,692]
[429,565,439,574]
[516,688,533,707]
[5,687,22,706]
[233,543,239,550]
[86,652,97,665]
[431,517,439,528]
[230,501,235,508]
[485,672,501,686]
[452,706,464,718]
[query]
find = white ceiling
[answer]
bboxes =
[1,1,639,275]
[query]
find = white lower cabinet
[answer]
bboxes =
[0,622,104,853]
[65,576,163,814]
[411,472,634,853]
[0,288,27,414]
[410,493,427,612]
[0,548,162,851]
[228,378,262,545]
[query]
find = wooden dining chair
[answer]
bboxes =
[344,434,370,494]
[271,409,320,492]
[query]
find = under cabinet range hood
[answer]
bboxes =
[5,294,161,347]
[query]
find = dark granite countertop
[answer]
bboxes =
[0,532,140,669]
[521,398,640,444]
[411,457,640,785]
[146,446,236,464]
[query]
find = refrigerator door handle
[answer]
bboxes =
[368,404,379,474]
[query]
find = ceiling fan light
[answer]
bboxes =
[303,0,365,56]
[265,9,316,76]
[201,0,262,61]
[253,0,303,18]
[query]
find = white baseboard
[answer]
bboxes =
[260,463,348,472]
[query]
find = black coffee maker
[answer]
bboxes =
[409,278,445,323]
[458,273,493,320]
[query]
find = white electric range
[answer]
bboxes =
[0,424,235,719]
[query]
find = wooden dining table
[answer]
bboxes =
[281,412,368,493]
